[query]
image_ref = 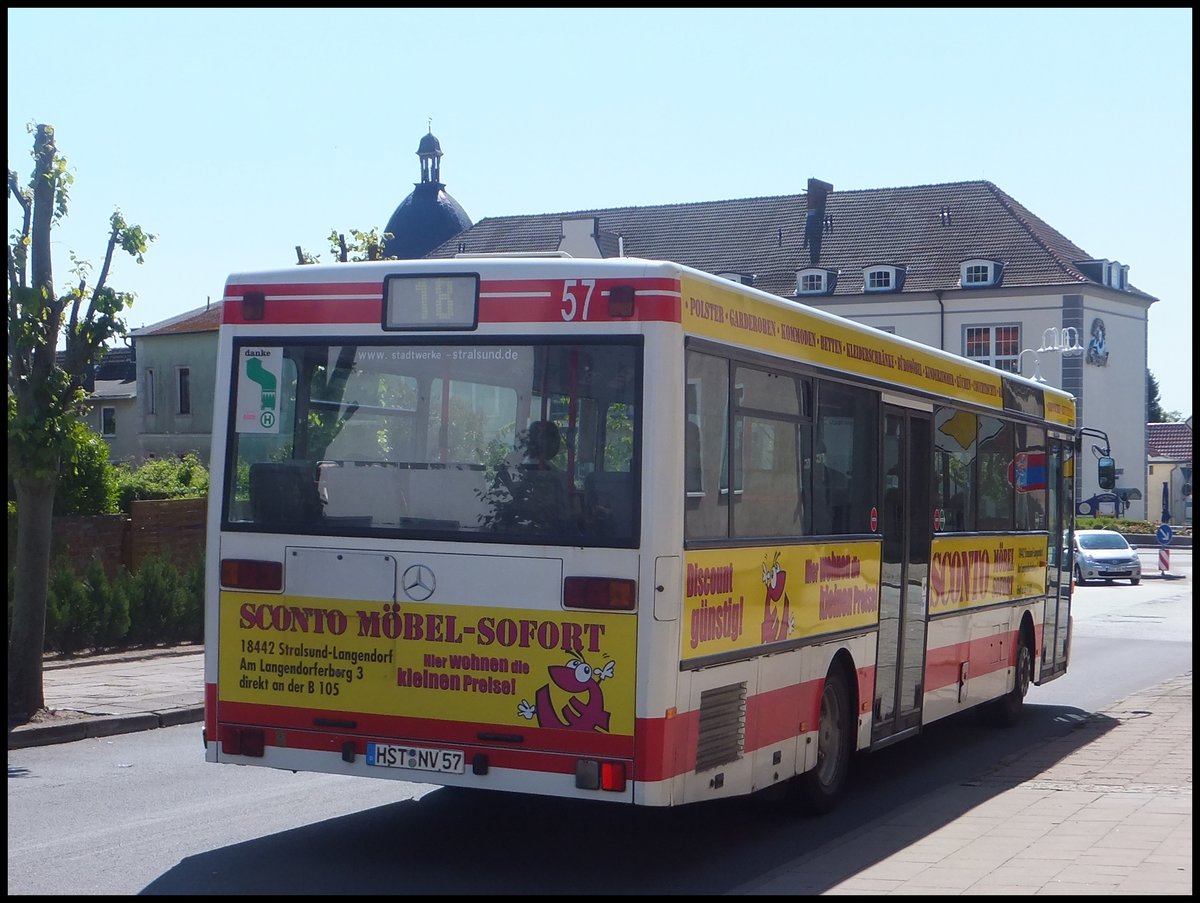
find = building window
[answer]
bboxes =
[864,265,904,293]
[177,367,191,415]
[965,325,1020,372]
[795,268,837,296]
[101,406,116,437]
[965,264,990,284]
[144,368,155,414]
[960,258,1003,288]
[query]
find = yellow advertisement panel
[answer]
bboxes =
[219,594,636,735]
[680,275,1076,428]
[683,542,881,662]
[929,535,1048,613]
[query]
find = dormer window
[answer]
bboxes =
[1073,257,1129,290]
[960,258,1003,288]
[795,267,838,296]
[863,265,905,293]
[1106,261,1128,290]
[717,272,755,287]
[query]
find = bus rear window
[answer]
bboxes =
[223,339,641,548]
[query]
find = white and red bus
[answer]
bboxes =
[204,255,1083,813]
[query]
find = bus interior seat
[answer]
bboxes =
[584,470,634,537]
[249,461,324,526]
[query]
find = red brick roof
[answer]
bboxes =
[132,302,222,337]
[1147,422,1192,460]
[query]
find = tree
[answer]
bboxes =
[7,123,154,722]
[295,227,393,265]
[1146,369,1166,423]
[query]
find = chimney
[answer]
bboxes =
[804,178,833,267]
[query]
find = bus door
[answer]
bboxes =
[873,405,932,743]
[1040,438,1074,680]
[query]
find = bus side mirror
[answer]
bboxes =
[1097,456,1116,490]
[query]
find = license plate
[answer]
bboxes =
[366,743,465,774]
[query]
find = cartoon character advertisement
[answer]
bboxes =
[929,535,1048,613]
[218,594,636,736]
[682,542,881,663]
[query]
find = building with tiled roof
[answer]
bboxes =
[425,178,1159,518]
[1147,418,1193,525]
[130,301,224,463]
[58,345,140,462]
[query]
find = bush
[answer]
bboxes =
[13,549,204,654]
[1076,516,1191,536]
[113,453,209,514]
[83,557,131,649]
[46,557,98,654]
[125,553,188,646]
[54,420,119,515]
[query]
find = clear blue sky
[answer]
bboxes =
[8,8,1193,415]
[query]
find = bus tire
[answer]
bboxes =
[991,630,1032,727]
[793,666,853,815]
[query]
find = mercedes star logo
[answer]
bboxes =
[402,564,436,601]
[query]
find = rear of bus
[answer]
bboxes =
[203,258,678,803]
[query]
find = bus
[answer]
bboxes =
[204,255,1086,814]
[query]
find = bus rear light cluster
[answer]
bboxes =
[220,558,283,591]
[608,284,636,317]
[221,725,265,757]
[563,576,636,611]
[575,759,627,792]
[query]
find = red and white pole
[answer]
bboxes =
[1159,546,1170,574]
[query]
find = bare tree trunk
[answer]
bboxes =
[8,472,57,723]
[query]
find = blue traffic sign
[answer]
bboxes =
[1156,523,1174,546]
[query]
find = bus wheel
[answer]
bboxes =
[991,632,1032,727]
[793,667,853,814]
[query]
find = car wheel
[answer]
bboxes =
[1131,577,1140,585]
[1074,564,1086,587]
[792,666,853,815]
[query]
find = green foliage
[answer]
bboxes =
[297,227,395,265]
[53,419,118,515]
[124,554,188,646]
[1146,369,1166,424]
[112,453,209,513]
[177,554,205,644]
[45,557,95,655]
[84,557,130,648]
[1076,515,1191,536]
[34,551,202,654]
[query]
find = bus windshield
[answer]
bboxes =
[224,338,641,547]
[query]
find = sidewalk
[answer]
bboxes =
[7,644,205,748]
[6,648,1191,895]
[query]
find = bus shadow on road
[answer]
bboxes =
[140,702,1118,895]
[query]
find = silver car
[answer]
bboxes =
[1072,529,1142,586]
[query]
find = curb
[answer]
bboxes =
[7,706,204,750]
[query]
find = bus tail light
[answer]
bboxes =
[221,558,283,591]
[575,759,628,792]
[608,284,635,317]
[221,725,265,757]
[563,577,635,611]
